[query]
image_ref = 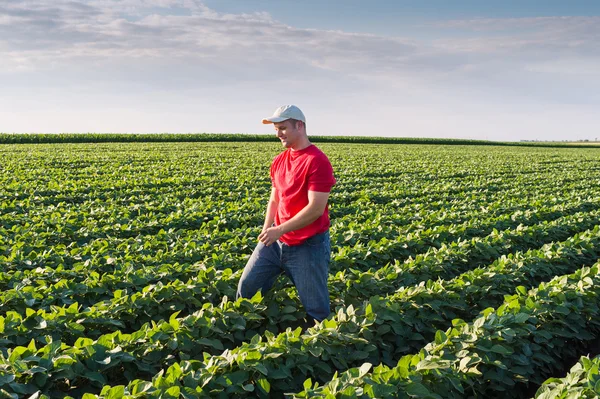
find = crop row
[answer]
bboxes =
[2,142,599,399]
[532,355,600,398]
[3,194,599,322]
[3,176,596,283]
[3,143,596,247]
[131,226,600,397]
[295,262,600,398]
[2,206,599,347]
[1,226,599,397]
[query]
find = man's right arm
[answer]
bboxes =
[262,187,279,232]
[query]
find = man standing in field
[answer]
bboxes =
[236,105,336,324]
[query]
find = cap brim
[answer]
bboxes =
[262,116,288,124]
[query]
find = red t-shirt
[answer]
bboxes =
[270,144,336,246]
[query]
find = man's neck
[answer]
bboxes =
[290,139,312,151]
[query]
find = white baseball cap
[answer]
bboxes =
[262,105,306,124]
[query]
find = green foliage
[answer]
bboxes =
[1,142,600,397]
[534,355,600,398]
[294,263,600,398]
[1,133,600,148]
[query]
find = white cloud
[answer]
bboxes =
[525,58,600,76]
[0,0,419,77]
[432,16,600,54]
[436,16,600,33]
[3,2,597,85]
[1,3,599,139]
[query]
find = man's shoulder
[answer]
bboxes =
[307,145,331,163]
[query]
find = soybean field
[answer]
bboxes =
[2,141,600,398]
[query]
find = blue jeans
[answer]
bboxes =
[236,231,331,322]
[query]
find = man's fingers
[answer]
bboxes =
[258,233,270,246]
[258,229,278,246]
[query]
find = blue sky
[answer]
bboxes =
[1,1,599,141]
[206,0,600,35]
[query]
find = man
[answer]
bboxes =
[236,105,336,324]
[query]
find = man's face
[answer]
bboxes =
[273,119,301,148]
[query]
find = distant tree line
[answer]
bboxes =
[1,133,599,148]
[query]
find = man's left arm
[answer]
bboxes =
[258,190,329,246]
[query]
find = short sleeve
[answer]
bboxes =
[270,153,281,187]
[307,155,336,192]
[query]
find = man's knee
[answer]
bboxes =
[236,243,280,300]
[236,275,255,299]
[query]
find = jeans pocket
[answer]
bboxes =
[305,232,326,247]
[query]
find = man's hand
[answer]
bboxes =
[259,226,283,246]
